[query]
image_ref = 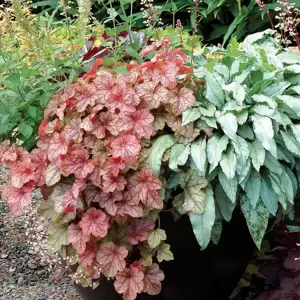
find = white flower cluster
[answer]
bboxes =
[275,0,300,46]
[140,0,163,27]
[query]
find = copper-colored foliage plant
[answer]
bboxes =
[0,41,196,299]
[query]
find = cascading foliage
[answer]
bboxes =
[1,30,300,300]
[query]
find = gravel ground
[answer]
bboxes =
[0,165,81,300]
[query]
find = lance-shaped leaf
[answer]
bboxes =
[191,137,207,176]
[207,134,229,173]
[218,171,238,204]
[182,108,201,126]
[244,169,261,207]
[169,144,190,171]
[241,196,269,249]
[223,82,246,105]
[218,112,238,140]
[232,136,251,183]
[143,263,165,295]
[260,177,278,216]
[248,139,265,172]
[215,183,236,222]
[277,95,300,117]
[96,242,128,277]
[211,220,222,245]
[180,169,208,214]
[252,115,277,157]
[189,186,215,249]
[147,229,166,249]
[281,130,300,156]
[114,266,144,300]
[220,146,237,179]
[146,135,176,176]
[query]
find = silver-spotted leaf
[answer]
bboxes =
[220,146,237,180]
[215,183,236,222]
[248,139,265,172]
[244,169,261,207]
[211,220,222,245]
[191,137,207,176]
[189,186,215,249]
[260,177,278,216]
[147,135,176,176]
[281,130,300,156]
[207,134,229,173]
[218,171,238,204]
[182,108,201,126]
[241,197,269,249]
[218,112,238,140]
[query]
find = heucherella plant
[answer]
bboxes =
[2,30,300,299]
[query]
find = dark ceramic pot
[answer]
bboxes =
[74,209,254,300]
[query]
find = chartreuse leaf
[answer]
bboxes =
[211,220,222,245]
[248,139,265,172]
[241,197,269,249]
[156,242,174,262]
[189,186,215,249]
[218,112,238,140]
[37,199,61,221]
[147,135,176,176]
[244,169,261,207]
[191,137,207,176]
[218,171,238,204]
[180,169,208,214]
[182,108,201,126]
[220,146,237,180]
[147,229,167,249]
[215,183,236,222]
[47,223,69,252]
[207,134,229,173]
[260,177,278,216]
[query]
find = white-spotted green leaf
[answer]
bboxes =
[191,137,207,176]
[215,183,236,222]
[180,169,208,214]
[218,112,238,140]
[248,139,265,172]
[223,82,246,105]
[189,186,215,249]
[47,223,69,252]
[203,70,225,108]
[252,115,277,157]
[280,168,295,204]
[218,171,238,204]
[207,134,229,173]
[281,130,300,156]
[220,146,237,179]
[182,108,201,126]
[147,135,176,176]
[147,229,167,249]
[260,177,278,216]
[241,197,269,249]
[211,220,222,245]
[244,170,261,207]
[277,95,300,117]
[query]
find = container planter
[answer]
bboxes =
[74,209,254,300]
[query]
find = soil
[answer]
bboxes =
[0,165,81,300]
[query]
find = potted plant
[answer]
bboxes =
[1,30,300,300]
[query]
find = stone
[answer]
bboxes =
[28,261,38,270]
